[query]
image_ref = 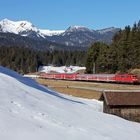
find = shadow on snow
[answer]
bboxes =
[0,66,84,104]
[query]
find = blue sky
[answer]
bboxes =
[0,0,140,30]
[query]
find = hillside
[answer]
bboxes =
[0,32,83,51]
[0,66,140,140]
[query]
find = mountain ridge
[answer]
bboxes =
[0,19,120,50]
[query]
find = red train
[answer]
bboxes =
[39,73,139,84]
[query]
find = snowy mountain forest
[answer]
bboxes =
[1,20,140,74]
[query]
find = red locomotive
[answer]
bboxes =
[39,73,139,84]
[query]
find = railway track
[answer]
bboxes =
[46,85,140,92]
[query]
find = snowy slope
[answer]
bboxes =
[0,66,140,140]
[97,27,119,34]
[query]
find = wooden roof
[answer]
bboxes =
[100,92,140,106]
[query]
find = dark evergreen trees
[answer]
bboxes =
[85,42,110,73]
[85,20,140,74]
[0,46,86,74]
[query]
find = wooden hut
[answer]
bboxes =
[100,92,140,122]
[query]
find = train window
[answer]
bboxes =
[120,75,128,78]
[132,75,136,78]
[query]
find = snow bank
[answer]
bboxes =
[38,65,86,73]
[0,66,140,140]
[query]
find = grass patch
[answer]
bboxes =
[37,79,140,90]
[52,87,101,99]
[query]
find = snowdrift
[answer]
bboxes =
[0,66,140,140]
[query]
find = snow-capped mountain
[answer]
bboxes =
[0,18,38,34]
[0,19,64,39]
[0,18,42,39]
[0,19,120,49]
[65,25,93,32]
[47,26,120,47]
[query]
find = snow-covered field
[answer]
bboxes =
[0,66,140,140]
[38,65,86,73]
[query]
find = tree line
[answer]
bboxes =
[0,46,86,74]
[86,21,140,73]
